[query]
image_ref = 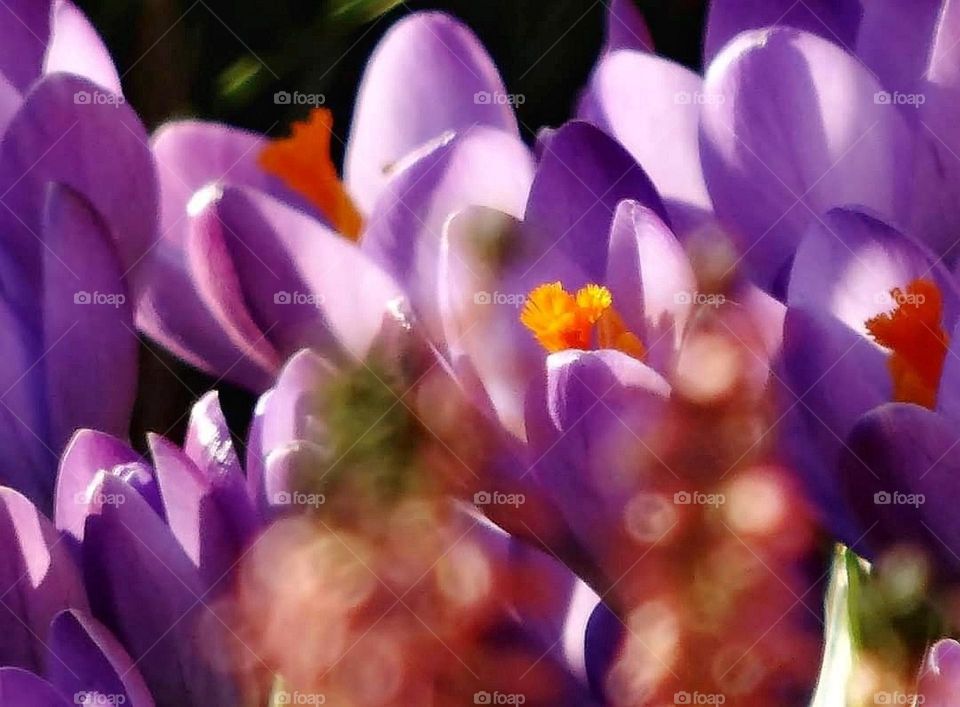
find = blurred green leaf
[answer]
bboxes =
[327,0,404,25]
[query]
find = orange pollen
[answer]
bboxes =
[259,108,363,240]
[865,278,949,409]
[520,282,645,360]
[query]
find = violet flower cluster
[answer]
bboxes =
[3,0,960,705]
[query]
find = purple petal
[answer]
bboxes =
[46,609,154,707]
[345,11,519,212]
[0,487,88,671]
[80,474,236,704]
[700,29,914,289]
[0,668,70,706]
[360,126,534,341]
[704,0,862,63]
[578,50,710,215]
[0,74,157,312]
[857,0,942,97]
[604,0,652,53]
[43,1,121,93]
[54,430,159,541]
[605,200,694,370]
[841,403,960,574]
[524,121,668,282]
[0,72,21,137]
[918,639,960,707]
[0,1,51,91]
[43,184,136,457]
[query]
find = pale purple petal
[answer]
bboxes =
[43,1,122,93]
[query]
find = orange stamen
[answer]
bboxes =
[259,108,363,240]
[865,278,949,409]
[521,282,646,360]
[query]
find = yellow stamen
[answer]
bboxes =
[865,278,949,409]
[259,108,363,240]
[520,282,645,359]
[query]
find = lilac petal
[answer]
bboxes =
[918,639,960,707]
[0,73,21,137]
[604,0,652,53]
[704,0,862,63]
[0,487,88,671]
[788,209,960,336]
[149,434,245,590]
[578,51,710,215]
[525,350,671,556]
[0,0,51,91]
[43,184,136,457]
[0,668,70,706]
[191,186,405,366]
[606,200,694,370]
[700,29,914,289]
[0,74,157,311]
[54,429,159,541]
[247,350,335,512]
[938,318,960,422]
[345,11,519,213]
[81,474,236,704]
[857,0,942,97]
[524,121,668,282]
[439,206,587,437]
[43,1,122,93]
[46,609,154,707]
[779,307,890,542]
[361,126,534,341]
[841,403,960,574]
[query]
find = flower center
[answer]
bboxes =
[864,278,949,409]
[259,108,363,240]
[520,282,645,359]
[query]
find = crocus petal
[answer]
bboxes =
[0,74,157,312]
[54,429,158,542]
[345,11,519,212]
[605,200,695,369]
[0,668,70,706]
[0,487,88,671]
[361,126,534,341]
[149,434,245,590]
[917,639,960,707]
[0,1,51,91]
[788,209,960,335]
[604,0,652,53]
[856,0,942,97]
[46,610,154,707]
[189,186,405,369]
[43,184,136,457]
[700,29,914,290]
[578,50,710,216]
[524,121,668,282]
[81,474,236,705]
[0,73,21,137]
[841,403,960,574]
[704,0,862,64]
[938,318,960,422]
[43,0,122,93]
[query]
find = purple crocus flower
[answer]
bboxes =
[0,1,156,507]
[579,1,960,292]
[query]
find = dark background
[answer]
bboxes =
[74,0,707,446]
